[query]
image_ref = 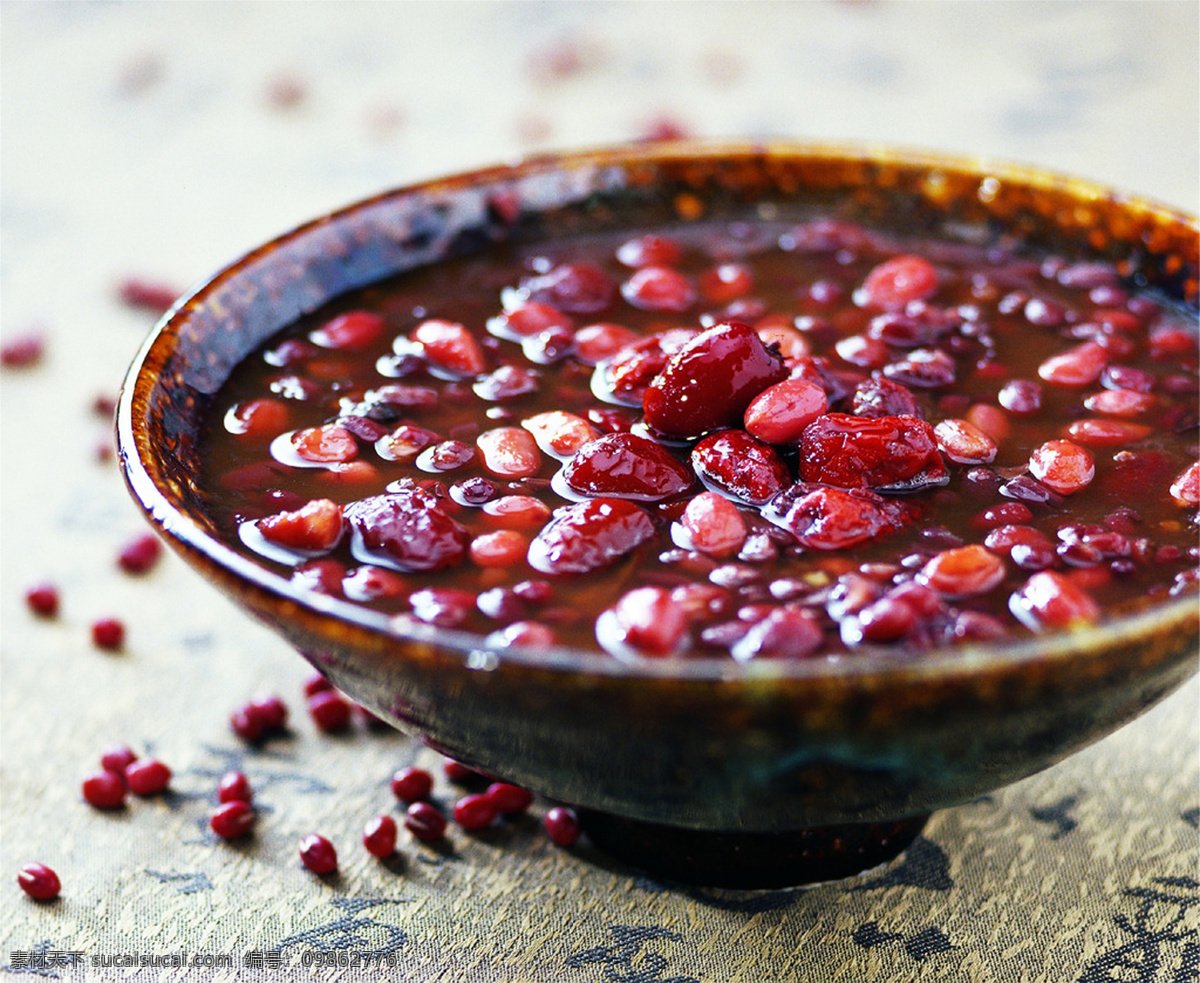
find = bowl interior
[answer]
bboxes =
[120,139,1199,682]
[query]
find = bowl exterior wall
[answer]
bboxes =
[185,545,1197,831]
[121,142,1200,834]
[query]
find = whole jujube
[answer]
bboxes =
[764,483,913,551]
[599,329,697,405]
[563,432,696,503]
[343,490,469,571]
[799,413,947,493]
[642,321,788,439]
[850,377,923,419]
[527,498,656,575]
[691,430,790,505]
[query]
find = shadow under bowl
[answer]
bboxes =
[117,141,1199,887]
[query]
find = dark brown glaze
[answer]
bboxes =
[118,143,1199,851]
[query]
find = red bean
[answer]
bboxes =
[100,744,138,774]
[616,234,682,269]
[1084,388,1155,417]
[303,673,334,698]
[1064,419,1152,448]
[681,493,748,558]
[391,767,434,803]
[17,862,61,901]
[259,498,344,551]
[487,301,572,339]
[934,418,998,464]
[998,379,1043,415]
[882,347,956,388]
[1149,326,1198,360]
[851,377,922,419]
[363,815,398,858]
[835,334,889,369]
[573,323,640,365]
[443,759,483,783]
[218,771,253,804]
[413,319,487,375]
[91,618,125,651]
[969,502,1035,531]
[486,620,557,647]
[620,266,696,311]
[1029,440,1095,495]
[964,404,1010,445]
[486,782,534,815]
[115,533,163,574]
[417,439,476,473]
[470,530,529,568]
[887,582,943,619]
[543,806,581,847]
[247,693,289,732]
[1,333,46,368]
[299,834,338,874]
[292,425,358,464]
[117,277,180,313]
[125,759,171,796]
[404,801,447,842]
[82,770,127,810]
[1023,297,1065,327]
[1037,341,1108,387]
[850,597,916,644]
[210,801,255,839]
[730,606,822,660]
[310,311,384,351]
[374,425,436,467]
[524,262,615,314]
[476,427,542,478]
[482,495,552,530]
[473,364,539,401]
[608,587,688,656]
[698,262,754,303]
[1169,462,1200,506]
[1100,365,1154,392]
[743,379,828,445]
[408,587,477,627]
[1009,571,1099,629]
[342,565,409,602]
[860,255,939,310]
[521,411,597,458]
[307,690,352,732]
[230,707,265,743]
[920,545,1006,598]
[24,583,59,617]
[453,793,498,831]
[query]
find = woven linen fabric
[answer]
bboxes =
[2,3,1197,981]
[2,671,1196,983]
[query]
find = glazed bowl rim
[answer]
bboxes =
[117,138,1200,685]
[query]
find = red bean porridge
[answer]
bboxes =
[198,216,1199,662]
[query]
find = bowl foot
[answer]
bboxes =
[576,810,930,889]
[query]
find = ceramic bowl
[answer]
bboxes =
[118,142,1198,887]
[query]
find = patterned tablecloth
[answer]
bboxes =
[2,3,1197,981]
